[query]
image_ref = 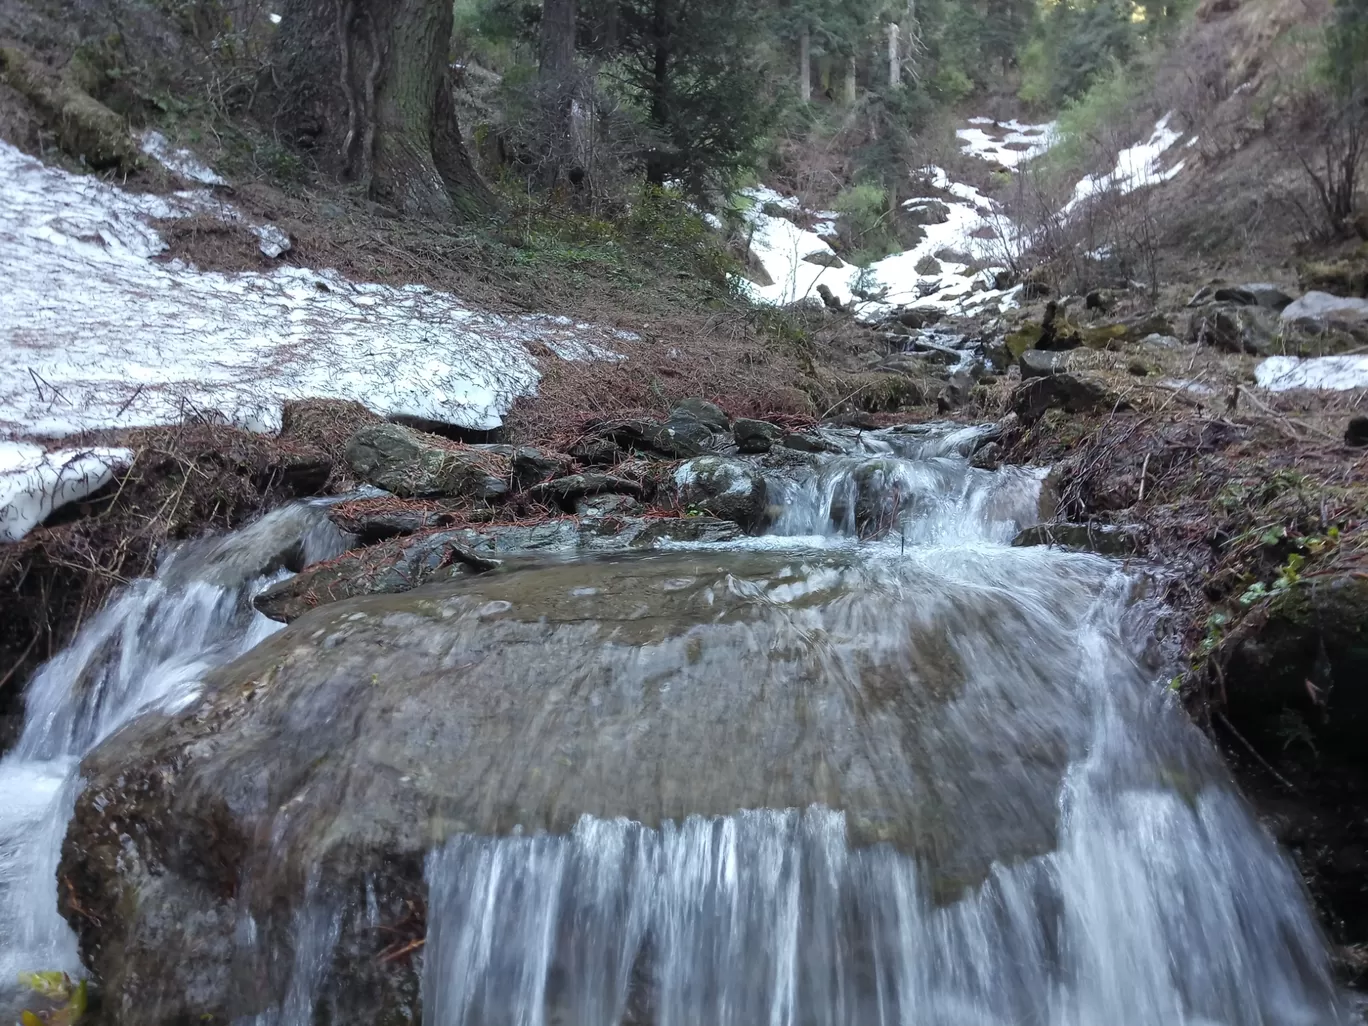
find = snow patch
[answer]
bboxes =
[1064,114,1186,214]
[0,442,134,542]
[139,131,228,187]
[733,170,1019,319]
[0,140,624,439]
[956,119,1057,168]
[1255,356,1368,392]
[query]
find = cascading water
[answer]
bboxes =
[0,426,1351,1026]
[0,505,345,1015]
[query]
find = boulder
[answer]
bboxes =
[1019,349,1070,379]
[1189,304,1279,355]
[936,371,976,412]
[1213,284,1294,310]
[1012,372,1114,421]
[1281,291,1368,330]
[64,550,1098,1026]
[733,418,782,454]
[675,457,768,528]
[345,423,510,499]
[915,255,943,276]
[592,418,712,459]
[1011,522,1147,556]
[669,398,731,432]
[253,516,745,622]
[904,200,951,225]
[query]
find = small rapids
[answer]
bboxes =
[0,426,1352,1026]
[0,506,345,1010]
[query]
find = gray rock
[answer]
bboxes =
[1011,522,1147,556]
[1019,349,1070,379]
[675,457,768,528]
[733,418,782,454]
[253,515,745,622]
[527,473,645,507]
[670,398,731,432]
[1215,284,1294,310]
[575,493,645,517]
[904,200,951,225]
[936,371,976,412]
[1281,291,1368,328]
[594,418,712,459]
[1012,372,1115,421]
[802,251,844,268]
[779,431,849,454]
[68,550,1091,1026]
[1189,304,1279,355]
[345,423,510,499]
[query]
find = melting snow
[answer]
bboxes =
[1064,114,1187,214]
[1254,356,1368,392]
[0,140,624,441]
[956,119,1057,168]
[734,175,1019,318]
[139,130,228,187]
[0,442,134,541]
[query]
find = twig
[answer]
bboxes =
[1216,711,1299,793]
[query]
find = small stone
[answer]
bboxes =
[528,473,644,507]
[802,251,844,268]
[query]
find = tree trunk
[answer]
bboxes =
[843,58,857,105]
[273,0,493,220]
[799,27,811,102]
[887,22,900,88]
[539,0,578,187]
[644,0,671,185]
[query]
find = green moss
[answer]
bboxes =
[1005,325,1043,358]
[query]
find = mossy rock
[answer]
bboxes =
[1299,258,1368,299]
[1005,324,1043,359]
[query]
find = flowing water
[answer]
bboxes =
[0,506,345,1013]
[0,428,1352,1026]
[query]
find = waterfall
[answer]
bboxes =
[0,505,344,1007]
[0,429,1351,1026]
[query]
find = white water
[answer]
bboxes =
[0,505,345,1011]
[0,433,1350,1026]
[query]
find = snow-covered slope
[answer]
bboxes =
[0,141,624,441]
[0,139,626,539]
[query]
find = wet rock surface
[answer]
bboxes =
[63,547,1137,1026]
[345,423,511,499]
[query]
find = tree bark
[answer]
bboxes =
[273,0,493,220]
[887,22,900,88]
[843,57,857,105]
[799,27,811,102]
[539,0,578,187]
